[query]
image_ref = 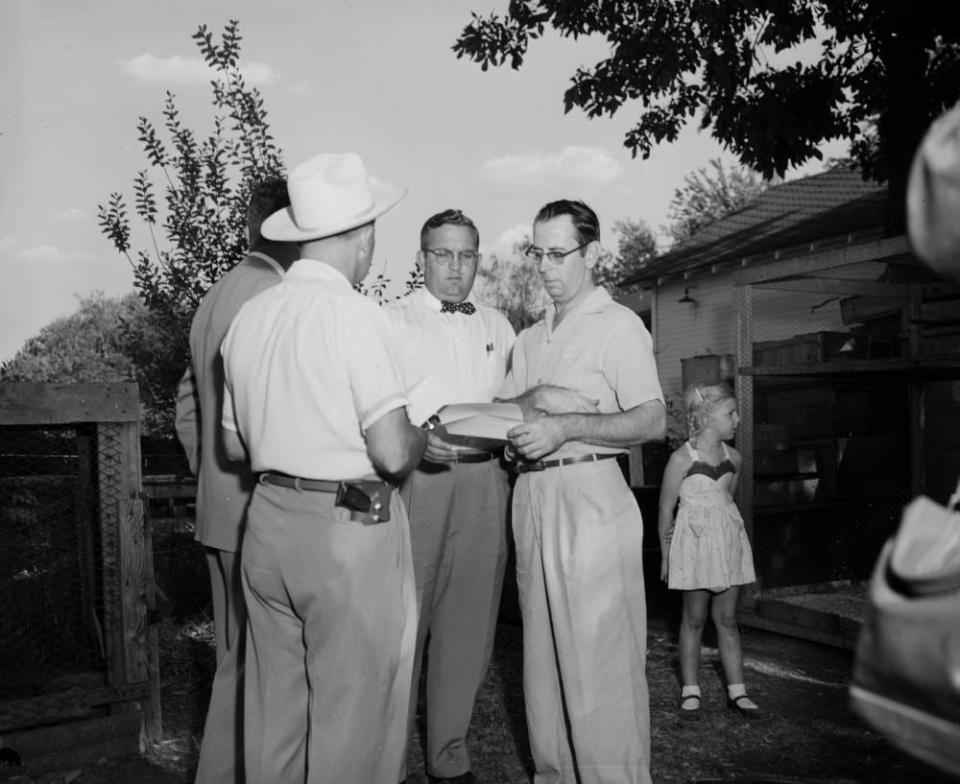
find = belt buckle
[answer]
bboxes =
[522,460,546,473]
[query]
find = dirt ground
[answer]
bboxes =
[4,598,956,784]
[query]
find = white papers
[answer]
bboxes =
[405,374,456,428]
[435,402,524,449]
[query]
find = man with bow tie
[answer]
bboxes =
[386,209,515,784]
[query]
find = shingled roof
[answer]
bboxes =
[621,166,888,287]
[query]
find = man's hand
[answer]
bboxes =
[422,427,463,463]
[507,415,569,461]
[523,384,599,418]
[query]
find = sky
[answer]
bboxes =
[0,0,847,362]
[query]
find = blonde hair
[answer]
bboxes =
[683,381,735,438]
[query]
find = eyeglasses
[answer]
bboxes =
[524,241,590,266]
[424,248,480,266]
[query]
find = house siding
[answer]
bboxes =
[651,274,854,403]
[653,277,737,401]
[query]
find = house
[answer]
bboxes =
[620,166,960,647]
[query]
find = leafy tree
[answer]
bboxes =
[97,20,284,436]
[358,265,424,304]
[454,2,960,229]
[597,217,658,293]
[1,293,140,384]
[1,293,173,435]
[666,158,769,245]
[474,238,550,332]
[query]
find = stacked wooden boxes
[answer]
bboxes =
[680,353,735,390]
[752,331,898,366]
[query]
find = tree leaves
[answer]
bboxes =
[96,20,284,438]
[454,0,960,211]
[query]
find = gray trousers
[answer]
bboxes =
[195,547,246,784]
[401,459,509,778]
[241,482,417,784]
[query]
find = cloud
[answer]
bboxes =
[483,223,531,257]
[121,53,277,86]
[479,146,624,191]
[56,208,88,221]
[0,237,94,265]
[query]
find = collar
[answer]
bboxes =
[547,286,611,329]
[419,286,475,313]
[248,251,285,277]
[284,259,355,289]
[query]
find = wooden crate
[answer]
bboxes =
[753,331,853,366]
[681,353,735,389]
[752,331,898,366]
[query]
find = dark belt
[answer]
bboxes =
[451,451,496,464]
[516,452,620,474]
[259,473,340,492]
[258,472,392,524]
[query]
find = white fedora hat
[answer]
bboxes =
[261,152,407,242]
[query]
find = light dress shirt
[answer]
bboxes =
[221,260,409,480]
[499,286,664,459]
[385,288,515,431]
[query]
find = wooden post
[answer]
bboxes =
[735,281,757,603]
[141,506,163,739]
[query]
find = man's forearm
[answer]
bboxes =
[222,427,248,463]
[174,366,201,475]
[553,400,666,448]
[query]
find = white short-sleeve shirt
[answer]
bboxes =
[499,286,664,458]
[221,260,409,480]
[384,288,515,413]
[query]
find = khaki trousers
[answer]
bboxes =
[513,460,652,784]
[401,460,508,778]
[241,482,417,784]
[195,548,246,783]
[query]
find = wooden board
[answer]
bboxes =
[0,383,139,425]
[739,583,867,650]
[0,711,142,767]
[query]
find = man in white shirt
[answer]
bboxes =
[501,199,665,784]
[220,152,426,784]
[386,209,515,784]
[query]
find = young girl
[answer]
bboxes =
[658,382,760,719]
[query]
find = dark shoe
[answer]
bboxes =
[727,693,762,719]
[678,693,701,720]
[427,773,477,784]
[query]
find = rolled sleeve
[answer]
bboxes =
[348,305,409,431]
[606,318,664,410]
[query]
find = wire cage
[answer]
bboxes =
[733,237,960,592]
[0,383,160,764]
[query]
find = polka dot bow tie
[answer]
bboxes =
[440,300,476,315]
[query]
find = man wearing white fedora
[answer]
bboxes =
[220,152,426,784]
[175,177,298,784]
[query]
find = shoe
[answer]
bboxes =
[678,693,701,720]
[727,694,762,719]
[427,773,477,784]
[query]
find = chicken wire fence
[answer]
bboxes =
[737,253,960,589]
[0,424,108,703]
